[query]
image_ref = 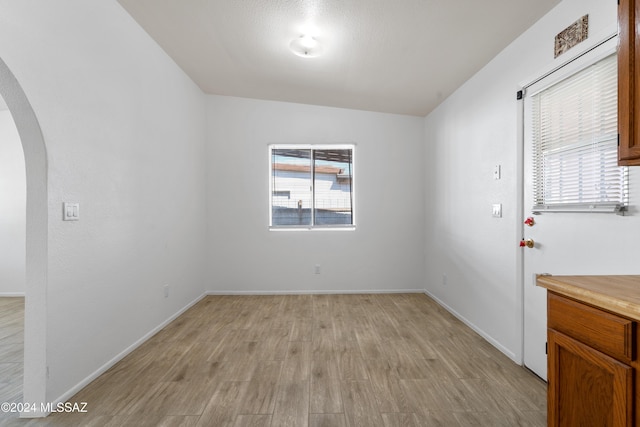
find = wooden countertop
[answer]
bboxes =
[537,275,640,321]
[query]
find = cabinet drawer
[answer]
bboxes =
[548,292,636,363]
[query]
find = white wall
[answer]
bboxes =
[207,96,425,294]
[0,108,25,295]
[423,0,640,361]
[0,0,207,403]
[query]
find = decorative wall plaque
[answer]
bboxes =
[554,15,588,58]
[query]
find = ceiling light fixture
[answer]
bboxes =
[289,35,323,58]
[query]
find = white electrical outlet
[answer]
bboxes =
[442,273,447,286]
[493,164,501,180]
[164,285,169,298]
[314,264,321,274]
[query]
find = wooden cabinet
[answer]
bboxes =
[548,330,632,426]
[618,0,640,165]
[538,276,640,426]
[547,292,635,426]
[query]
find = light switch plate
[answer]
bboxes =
[493,165,501,180]
[63,202,80,221]
[492,203,502,218]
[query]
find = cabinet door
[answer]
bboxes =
[548,329,633,427]
[618,0,640,165]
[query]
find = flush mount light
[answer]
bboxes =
[289,35,323,58]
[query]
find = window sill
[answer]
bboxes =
[532,203,627,214]
[269,226,356,232]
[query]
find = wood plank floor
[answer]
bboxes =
[2,294,546,426]
[0,297,24,426]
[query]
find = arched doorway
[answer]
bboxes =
[0,57,48,416]
[0,92,26,423]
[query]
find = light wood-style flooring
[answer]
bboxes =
[0,298,24,426]
[2,294,546,426]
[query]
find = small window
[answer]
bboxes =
[530,53,628,213]
[269,144,354,229]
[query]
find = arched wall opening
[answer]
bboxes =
[0,57,48,416]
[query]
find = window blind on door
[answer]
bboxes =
[531,53,628,213]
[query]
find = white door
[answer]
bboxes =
[521,38,618,380]
[522,97,550,380]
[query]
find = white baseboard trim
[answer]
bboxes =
[206,288,424,296]
[49,292,207,410]
[423,289,518,363]
[0,292,25,297]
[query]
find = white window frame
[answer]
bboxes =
[523,38,628,214]
[268,144,356,231]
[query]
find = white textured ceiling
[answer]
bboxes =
[117,0,562,116]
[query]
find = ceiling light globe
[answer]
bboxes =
[289,35,323,58]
